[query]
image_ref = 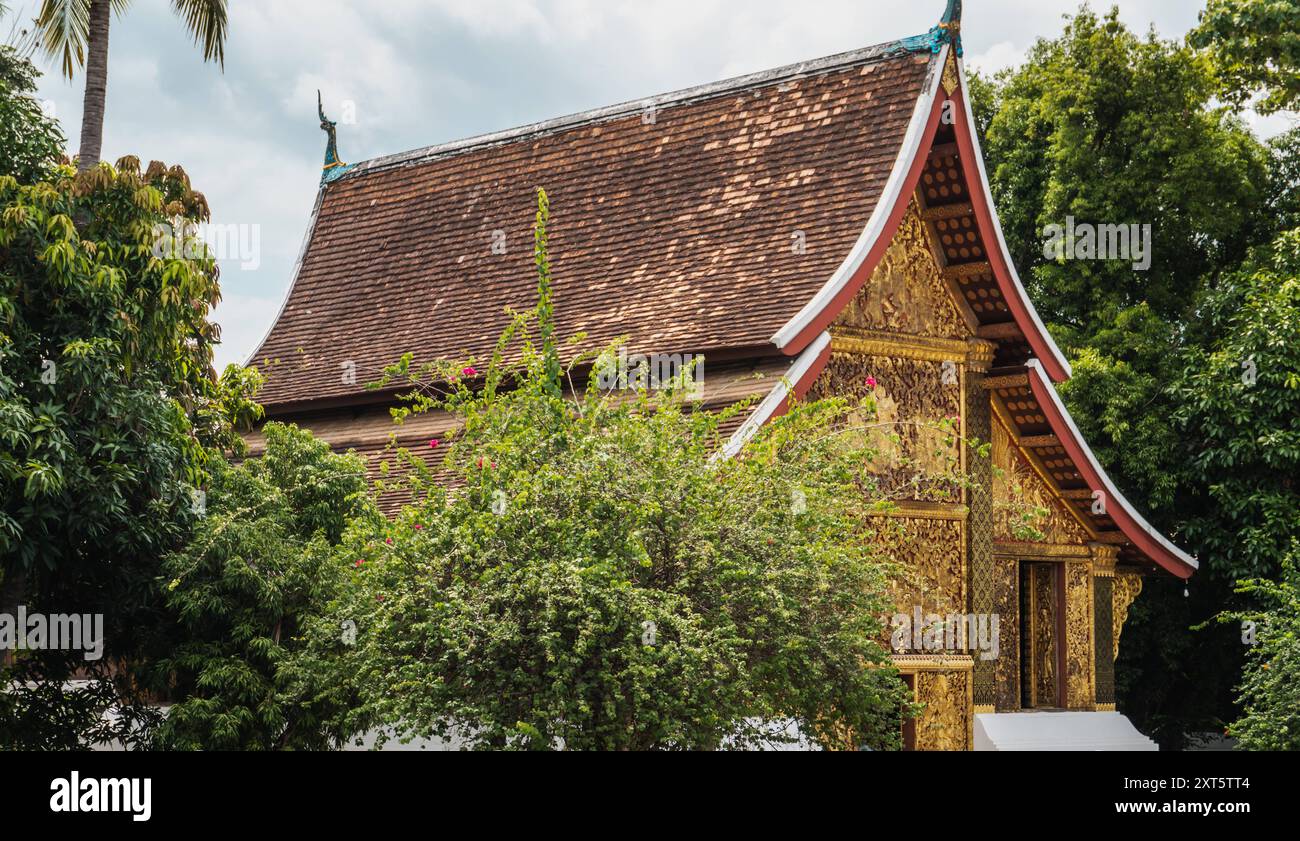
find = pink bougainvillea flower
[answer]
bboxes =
[428,439,440,448]
[385,537,393,545]
[413,523,423,530]
[476,457,484,469]
[462,366,478,377]
[865,376,877,389]
[354,559,365,568]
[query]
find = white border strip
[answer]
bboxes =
[956,56,1071,380]
[719,330,832,460]
[243,189,325,367]
[771,44,949,351]
[1027,359,1197,570]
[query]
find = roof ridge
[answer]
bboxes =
[336,36,934,182]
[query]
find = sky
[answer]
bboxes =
[7,0,1296,368]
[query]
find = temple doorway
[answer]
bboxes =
[1019,561,1066,709]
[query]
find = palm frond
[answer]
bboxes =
[170,0,227,68]
[34,0,91,78]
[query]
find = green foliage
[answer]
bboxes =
[975,5,1268,333]
[148,422,376,750]
[1190,0,1300,115]
[1217,544,1300,750]
[0,157,251,747]
[1173,229,1300,582]
[1267,128,1300,233]
[971,4,1294,748]
[314,191,949,750]
[0,45,65,184]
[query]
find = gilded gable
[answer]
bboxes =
[991,413,1092,545]
[834,199,969,340]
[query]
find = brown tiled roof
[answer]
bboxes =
[249,41,937,409]
[244,356,795,516]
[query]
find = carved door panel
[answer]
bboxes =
[1019,562,1065,708]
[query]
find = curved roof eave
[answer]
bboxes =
[1026,359,1198,578]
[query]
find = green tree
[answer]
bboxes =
[0,44,64,183]
[1190,0,1300,115]
[1217,546,1300,751]
[0,157,240,747]
[148,422,375,750]
[319,191,941,750]
[31,0,228,171]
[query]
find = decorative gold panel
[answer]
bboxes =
[875,516,965,618]
[809,353,962,503]
[991,414,1092,545]
[835,200,968,340]
[1112,573,1144,661]
[915,668,971,750]
[993,557,1020,711]
[1065,561,1095,709]
[1028,564,1058,707]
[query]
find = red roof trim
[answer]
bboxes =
[949,87,1071,383]
[1026,361,1197,579]
[778,74,950,356]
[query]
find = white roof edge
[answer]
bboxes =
[345,40,925,180]
[1026,359,1198,569]
[771,44,949,351]
[242,188,325,368]
[955,56,1072,380]
[718,331,832,460]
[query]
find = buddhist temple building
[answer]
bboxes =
[246,0,1197,750]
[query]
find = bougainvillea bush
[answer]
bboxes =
[294,191,987,751]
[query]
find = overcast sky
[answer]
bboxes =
[7,0,1295,368]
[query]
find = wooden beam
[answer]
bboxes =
[976,321,1023,340]
[943,260,992,280]
[1018,434,1061,449]
[921,201,973,222]
[928,141,959,161]
[980,373,1028,390]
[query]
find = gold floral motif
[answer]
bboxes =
[1065,561,1095,709]
[1112,573,1144,661]
[835,200,968,340]
[915,669,971,750]
[809,352,962,503]
[876,517,966,617]
[993,557,1020,711]
[991,415,1092,544]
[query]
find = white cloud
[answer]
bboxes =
[7,0,1294,372]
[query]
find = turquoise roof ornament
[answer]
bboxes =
[318,90,354,185]
[899,0,963,56]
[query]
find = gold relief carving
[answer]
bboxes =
[831,329,969,363]
[991,414,1092,545]
[1065,561,1095,709]
[994,542,1090,559]
[966,338,997,372]
[834,200,968,340]
[915,669,971,750]
[1112,573,1144,661]
[942,51,960,96]
[809,353,962,503]
[1029,564,1057,707]
[876,517,965,618]
[1090,543,1119,577]
[993,557,1020,711]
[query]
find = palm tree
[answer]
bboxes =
[33,0,228,171]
